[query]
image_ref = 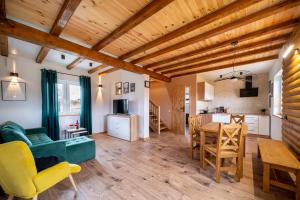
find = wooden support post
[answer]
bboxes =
[263,163,270,192]
[158,106,161,135]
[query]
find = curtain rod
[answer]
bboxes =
[57,72,81,77]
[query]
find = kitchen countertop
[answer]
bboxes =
[198,113,269,116]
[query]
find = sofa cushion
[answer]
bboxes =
[1,128,32,146]
[0,121,26,135]
[26,134,53,146]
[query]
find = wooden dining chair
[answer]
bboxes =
[189,116,202,159]
[203,123,247,183]
[230,114,246,158]
[230,114,245,124]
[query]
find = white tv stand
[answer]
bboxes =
[107,114,138,141]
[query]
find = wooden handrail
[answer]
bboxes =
[149,100,161,134]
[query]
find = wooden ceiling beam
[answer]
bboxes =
[163,43,282,75]
[0,0,8,57]
[144,19,298,69]
[131,0,300,64]
[155,34,289,72]
[67,0,174,70]
[119,0,262,60]
[171,55,279,78]
[0,19,170,82]
[98,68,119,76]
[35,0,82,63]
[88,64,109,74]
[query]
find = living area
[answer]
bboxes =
[1,0,300,200]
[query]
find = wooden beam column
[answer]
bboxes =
[67,0,174,70]
[36,0,82,63]
[0,0,8,57]
[0,19,170,82]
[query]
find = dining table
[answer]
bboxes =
[198,122,246,177]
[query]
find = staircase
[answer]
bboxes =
[149,100,168,134]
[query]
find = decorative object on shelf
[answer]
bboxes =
[144,80,150,88]
[130,83,135,92]
[115,82,122,95]
[214,41,251,82]
[1,80,26,101]
[123,82,129,94]
[260,108,266,115]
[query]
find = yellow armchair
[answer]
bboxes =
[0,141,81,200]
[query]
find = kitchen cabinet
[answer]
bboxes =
[212,114,269,136]
[212,114,230,123]
[258,116,269,136]
[107,114,138,141]
[197,82,214,101]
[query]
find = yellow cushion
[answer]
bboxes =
[0,141,37,199]
[33,162,70,193]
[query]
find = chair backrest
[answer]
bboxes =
[189,116,202,135]
[230,114,245,124]
[216,123,247,152]
[0,141,37,198]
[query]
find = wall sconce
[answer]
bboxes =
[98,84,103,88]
[9,72,19,77]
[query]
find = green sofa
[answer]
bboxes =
[0,121,96,164]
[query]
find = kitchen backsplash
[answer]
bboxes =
[197,73,269,114]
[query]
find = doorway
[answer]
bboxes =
[185,87,190,135]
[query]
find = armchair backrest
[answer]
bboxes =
[0,141,37,198]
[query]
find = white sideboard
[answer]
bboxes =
[212,114,269,136]
[107,114,138,141]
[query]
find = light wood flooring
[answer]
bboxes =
[1,132,294,200]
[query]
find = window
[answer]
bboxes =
[58,80,81,115]
[273,70,282,116]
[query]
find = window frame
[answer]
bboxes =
[57,79,81,116]
[273,69,282,117]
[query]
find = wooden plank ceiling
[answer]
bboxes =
[4,0,300,80]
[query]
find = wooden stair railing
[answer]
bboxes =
[149,100,167,134]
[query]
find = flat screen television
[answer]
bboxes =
[113,99,129,114]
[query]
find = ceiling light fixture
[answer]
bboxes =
[61,54,65,60]
[214,41,251,82]
[282,44,295,58]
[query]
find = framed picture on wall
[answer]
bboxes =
[130,83,135,92]
[115,82,122,95]
[144,81,150,88]
[123,82,129,94]
[1,80,27,101]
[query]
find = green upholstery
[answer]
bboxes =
[65,136,96,164]
[0,121,96,164]
[0,122,32,146]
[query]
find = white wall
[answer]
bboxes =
[0,54,104,134]
[196,73,269,114]
[99,70,150,139]
[268,59,282,140]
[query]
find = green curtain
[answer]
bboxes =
[41,69,60,140]
[80,76,92,134]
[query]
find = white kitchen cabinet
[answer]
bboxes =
[197,82,214,101]
[212,114,230,123]
[107,114,138,141]
[245,115,259,134]
[258,116,269,136]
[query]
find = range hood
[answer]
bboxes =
[240,76,258,97]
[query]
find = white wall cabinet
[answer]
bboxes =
[107,114,138,141]
[197,82,214,101]
[212,114,269,136]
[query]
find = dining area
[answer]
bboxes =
[189,114,247,183]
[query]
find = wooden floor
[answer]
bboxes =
[1,132,294,200]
